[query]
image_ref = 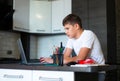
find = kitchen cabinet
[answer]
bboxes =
[0,69,32,81]
[13,0,71,34]
[0,69,74,81]
[52,0,71,33]
[32,70,74,81]
[29,0,52,33]
[13,0,51,33]
[13,0,29,32]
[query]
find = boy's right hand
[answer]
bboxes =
[40,57,53,63]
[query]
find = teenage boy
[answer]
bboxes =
[62,14,105,64]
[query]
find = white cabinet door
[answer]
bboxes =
[0,69,32,81]
[32,70,74,81]
[29,0,52,33]
[13,0,30,32]
[64,0,72,17]
[13,0,51,33]
[52,0,71,33]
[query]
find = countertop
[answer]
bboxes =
[0,63,117,72]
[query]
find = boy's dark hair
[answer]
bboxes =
[62,14,82,28]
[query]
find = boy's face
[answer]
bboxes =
[64,23,78,39]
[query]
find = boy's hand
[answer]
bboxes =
[40,57,53,63]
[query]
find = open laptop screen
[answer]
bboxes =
[17,38,56,66]
[17,38,28,64]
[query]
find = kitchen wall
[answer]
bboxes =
[116,0,120,80]
[30,34,68,59]
[0,31,20,59]
[116,0,120,64]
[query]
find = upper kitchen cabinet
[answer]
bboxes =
[13,0,71,34]
[13,0,30,32]
[52,0,71,33]
[30,0,52,33]
[13,0,52,33]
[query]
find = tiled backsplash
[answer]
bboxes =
[0,31,20,59]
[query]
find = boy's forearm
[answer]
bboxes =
[64,56,78,64]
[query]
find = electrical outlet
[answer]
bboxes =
[7,50,12,55]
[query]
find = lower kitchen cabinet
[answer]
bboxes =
[0,69,74,81]
[32,70,74,81]
[0,69,32,81]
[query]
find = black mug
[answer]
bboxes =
[53,54,63,66]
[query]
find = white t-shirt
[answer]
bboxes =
[66,30,105,64]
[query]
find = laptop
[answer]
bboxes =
[17,38,54,66]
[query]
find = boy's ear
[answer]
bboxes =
[74,23,79,30]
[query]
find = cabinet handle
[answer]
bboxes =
[36,29,45,32]
[53,29,61,32]
[39,76,63,81]
[14,26,29,31]
[33,0,55,1]
[3,74,23,79]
